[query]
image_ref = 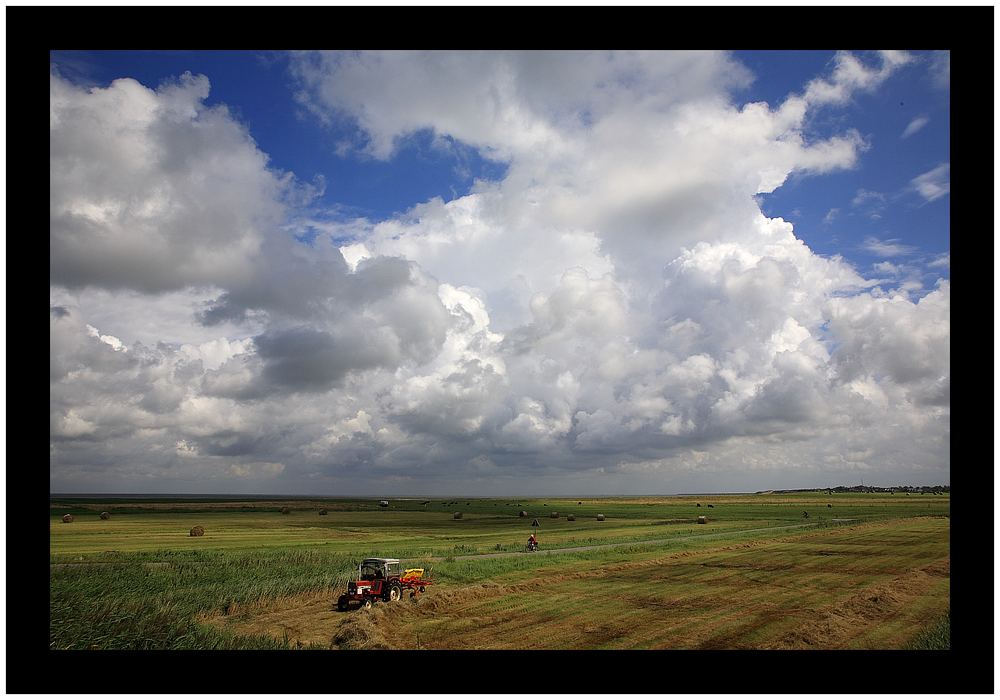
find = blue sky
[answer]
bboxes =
[49,51,950,495]
[51,50,509,222]
[51,49,949,279]
[737,51,950,273]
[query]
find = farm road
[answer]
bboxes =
[405,520,857,563]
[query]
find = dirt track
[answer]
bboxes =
[418,520,847,562]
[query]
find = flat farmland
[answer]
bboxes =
[49,493,950,650]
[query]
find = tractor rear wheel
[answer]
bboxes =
[387,583,402,602]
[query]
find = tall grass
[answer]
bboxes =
[908,612,950,650]
[50,548,361,649]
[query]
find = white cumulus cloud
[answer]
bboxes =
[50,51,948,494]
[911,163,950,202]
[900,115,929,139]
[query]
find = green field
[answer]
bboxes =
[49,492,950,650]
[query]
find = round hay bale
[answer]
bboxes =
[280,507,291,514]
[550,512,558,518]
[697,515,707,524]
[319,509,328,515]
[827,504,832,508]
[696,503,701,507]
[189,525,205,537]
[453,512,463,519]
[567,514,576,521]
[99,511,110,520]
[519,510,528,517]
[596,514,605,521]
[62,514,74,523]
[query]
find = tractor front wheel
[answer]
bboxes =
[337,596,349,612]
[362,598,373,610]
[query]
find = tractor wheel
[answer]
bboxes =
[387,583,402,602]
[362,598,373,610]
[337,596,349,612]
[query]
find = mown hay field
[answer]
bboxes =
[50,493,950,650]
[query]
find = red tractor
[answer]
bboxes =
[337,557,432,611]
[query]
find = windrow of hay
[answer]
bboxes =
[329,604,403,650]
[409,581,526,615]
[189,525,205,537]
[762,559,949,650]
[331,581,546,650]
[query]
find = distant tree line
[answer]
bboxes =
[765,485,950,494]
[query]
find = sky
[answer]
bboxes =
[49,50,950,495]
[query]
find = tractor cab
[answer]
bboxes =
[358,557,401,581]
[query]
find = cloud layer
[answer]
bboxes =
[50,52,949,494]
